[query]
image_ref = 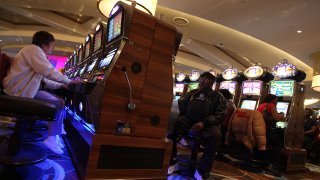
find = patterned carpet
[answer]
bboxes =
[0,127,78,180]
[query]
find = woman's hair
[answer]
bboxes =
[262,94,278,103]
[219,89,233,100]
[32,31,54,47]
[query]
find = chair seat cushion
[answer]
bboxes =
[0,95,57,121]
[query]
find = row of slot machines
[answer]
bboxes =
[174,63,305,124]
[174,62,307,171]
[62,1,181,179]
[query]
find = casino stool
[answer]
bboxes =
[176,133,203,178]
[0,94,57,166]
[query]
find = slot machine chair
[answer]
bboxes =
[225,108,268,171]
[0,53,57,166]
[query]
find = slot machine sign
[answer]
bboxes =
[189,70,200,81]
[176,72,186,82]
[244,65,263,79]
[272,60,297,78]
[222,68,238,80]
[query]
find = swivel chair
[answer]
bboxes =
[0,53,57,166]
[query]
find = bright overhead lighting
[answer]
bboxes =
[304,98,320,106]
[297,30,302,33]
[97,0,157,17]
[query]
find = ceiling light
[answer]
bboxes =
[97,0,157,17]
[297,30,302,33]
[0,40,2,42]
[304,98,320,106]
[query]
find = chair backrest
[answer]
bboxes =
[0,53,12,90]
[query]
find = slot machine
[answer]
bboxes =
[187,70,200,91]
[80,22,106,82]
[174,72,187,100]
[77,34,92,80]
[219,67,242,105]
[270,60,307,171]
[64,1,181,179]
[238,64,274,110]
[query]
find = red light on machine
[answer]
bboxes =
[97,75,104,80]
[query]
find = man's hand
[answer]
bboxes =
[191,122,204,132]
[70,79,82,84]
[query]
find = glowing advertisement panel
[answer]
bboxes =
[219,81,236,95]
[242,81,262,96]
[188,82,199,91]
[174,83,184,93]
[269,80,294,97]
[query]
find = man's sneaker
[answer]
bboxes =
[56,135,65,149]
[179,138,189,146]
[194,169,204,180]
[167,161,179,175]
[43,138,64,155]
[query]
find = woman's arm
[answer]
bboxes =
[269,105,284,121]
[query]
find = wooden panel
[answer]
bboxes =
[134,20,177,138]
[285,83,305,148]
[128,10,155,47]
[97,42,150,134]
[86,134,171,179]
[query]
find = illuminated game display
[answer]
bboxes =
[77,45,83,64]
[276,101,290,116]
[240,99,257,110]
[269,80,294,97]
[98,48,117,68]
[86,58,97,73]
[219,81,236,95]
[242,81,262,96]
[93,25,102,52]
[188,82,199,91]
[84,35,91,59]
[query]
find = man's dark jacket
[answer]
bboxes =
[177,88,226,137]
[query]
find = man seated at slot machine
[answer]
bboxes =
[257,94,286,167]
[3,31,80,155]
[167,72,226,180]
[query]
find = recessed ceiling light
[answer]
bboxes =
[297,30,302,33]
[172,17,189,26]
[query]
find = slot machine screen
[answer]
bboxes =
[242,81,262,96]
[93,30,102,52]
[219,81,236,95]
[73,55,77,67]
[270,80,294,97]
[79,65,87,75]
[84,41,90,58]
[188,82,199,91]
[276,101,290,116]
[98,48,118,68]
[108,11,123,42]
[78,49,83,63]
[240,99,257,110]
[86,58,97,73]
